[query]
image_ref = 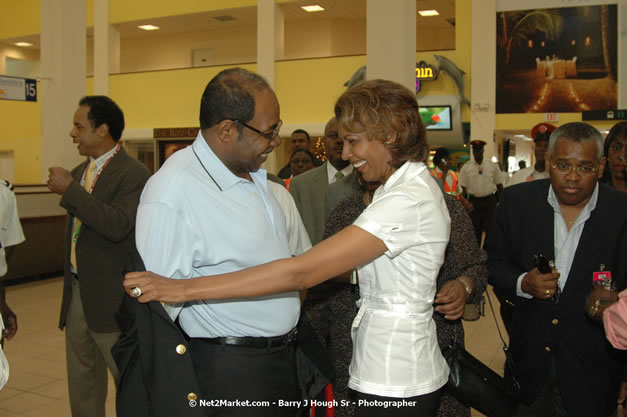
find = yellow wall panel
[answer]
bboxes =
[108,64,256,129]
[495,113,615,132]
[0,0,40,39]
[275,56,366,124]
[0,100,41,183]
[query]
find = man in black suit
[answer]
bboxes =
[48,95,150,417]
[486,122,626,417]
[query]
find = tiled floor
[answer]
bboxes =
[0,277,507,417]
[0,278,116,417]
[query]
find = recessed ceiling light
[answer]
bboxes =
[138,25,160,31]
[302,5,325,12]
[418,10,440,17]
[14,42,33,47]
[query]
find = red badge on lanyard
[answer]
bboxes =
[593,264,613,290]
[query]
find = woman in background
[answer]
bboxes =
[285,149,316,190]
[601,121,626,192]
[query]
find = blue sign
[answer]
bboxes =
[0,76,37,102]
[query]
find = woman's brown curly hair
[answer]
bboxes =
[334,79,428,168]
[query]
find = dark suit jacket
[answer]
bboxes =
[58,147,151,333]
[486,179,626,417]
[113,295,205,417]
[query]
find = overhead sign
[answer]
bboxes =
[545,113,559,122]
[582,109,627,121]
[154,127,199,138]
[415,60,438,81]
[0,76,37,102]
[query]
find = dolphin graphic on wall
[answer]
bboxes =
[344,56,470,107]
[433,54,470,105]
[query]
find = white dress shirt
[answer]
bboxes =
[459,159,503,197]
[0,184,25,276]
[268,181,312,256]
[516,183,599,297]
[508,166,549,187]
[326,162,354,185]
[349,161,451,398]
[136,133,300,338]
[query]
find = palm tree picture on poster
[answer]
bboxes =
[495,5,617,114]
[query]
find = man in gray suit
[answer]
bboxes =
[48,95,150,417]
[289,117,360,245]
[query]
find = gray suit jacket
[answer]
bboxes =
[289,163,360,245]
[58,147,151,333]
[325,172,362,219]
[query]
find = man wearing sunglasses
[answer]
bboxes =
[129,68,304,416]
[485,122,626,417]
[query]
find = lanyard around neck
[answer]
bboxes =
[83,143,122,193]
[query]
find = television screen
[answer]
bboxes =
[419,105,452,131]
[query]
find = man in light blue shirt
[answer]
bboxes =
[486,122,626,417]
[135,68,302,416]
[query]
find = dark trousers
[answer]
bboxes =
[515,360,568,417]
[469,194,497,246]
[516,359,619,417]
[188,338,302,417]
[354,389,442,417]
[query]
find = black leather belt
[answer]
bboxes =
[469,194,495,199]
[204,327,297,348]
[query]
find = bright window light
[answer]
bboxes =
[138,25,160,31]
[301,5,325,12]
[418,10,440,17]
[14,42,33,47]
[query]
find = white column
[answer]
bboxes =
[94,0,120,95]
[257,0,284,174]
[40,0,86,181]
[109,25,120,74]
[470,0,497,159]
[366,0,416,92]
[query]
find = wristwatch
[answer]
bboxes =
[457,277,472,297]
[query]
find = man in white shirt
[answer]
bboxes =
[509,123,555,187]
[290,117,360,245]
[459,140,504,244]
[0,180,25,343]
[135,68,304,416]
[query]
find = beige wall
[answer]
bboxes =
[84,18,373,75]
[0,45,39,76]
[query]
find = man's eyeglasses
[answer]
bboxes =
[550,162,600,176]
[231,119,282,140]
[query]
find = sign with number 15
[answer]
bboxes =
[0,75,37,102]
